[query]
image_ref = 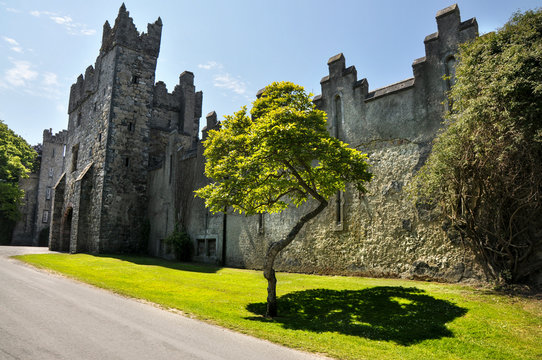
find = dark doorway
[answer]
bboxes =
[60,207,73,252]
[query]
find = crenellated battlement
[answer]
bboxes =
[68,4,162,114]
[316,3,478,108]
[100,3,162,58]
[42,128,68,144]
[68,62,100,114]
[152,72,202,138]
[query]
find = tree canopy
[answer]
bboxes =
[412,9,542,285]
[196,82,372,316]
[0,120,37,242]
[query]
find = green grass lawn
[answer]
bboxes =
[16,254,542,360]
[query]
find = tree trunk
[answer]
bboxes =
[265,268,277,317]
[263,199,328,318]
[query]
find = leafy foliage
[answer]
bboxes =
[0,120,37,242]
[412,10,542,284]
[196,81,371,215]
[163,224,194,261]
[196,81,372,317]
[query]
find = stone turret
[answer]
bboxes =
[100,3,162,57]
[68,4,162,114]
[151,72,203,140]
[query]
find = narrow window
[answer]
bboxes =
[52,148,55,158]
[42,210,49,223]
[207,239,216,257]
[46,187,52,200]
[125,157,130,167]
[197,239,205,256]
[49,168,54,178]
[169,155,173,184]
[89,147,92,157]
[128,122,134,132]
[131,75,139,84]
[63,145,66,157]
[93,102,97,112]
[258,213,264,234]
[445,56,456,109]
[336,191,342,225]
[165,208,169,234]
[334,95,342,138]
[98,132,102,142]
[445,56,457,89]
[77,113,82,127]
[71,144,79,172]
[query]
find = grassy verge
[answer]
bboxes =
[16,253,542,360]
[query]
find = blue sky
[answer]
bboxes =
[0,0,540,145]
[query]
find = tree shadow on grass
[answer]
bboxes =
[95,254,221,273]
[246,286,467,346]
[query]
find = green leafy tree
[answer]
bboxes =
[412,10,542,285]
[196,82,372,317]
[0,120,37,242]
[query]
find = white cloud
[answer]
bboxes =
[213,73,247,95]
[0,60,62,99]
[3,36,17,46]
[198,61,223,70]
[2,36,23,53]
[80,29,96,36]
[4,60,38,87]
[42,72,59,86]
[3,36,18,46]
[6,7,20,13]
[30,10,95,36]
[50,15,72,25]
[56,103,66,114]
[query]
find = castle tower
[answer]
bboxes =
[34,129,67,245]
[50,4,163,253]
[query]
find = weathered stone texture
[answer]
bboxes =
[23,4,537,285]
[176,4,487,283]
[11,173,39,245]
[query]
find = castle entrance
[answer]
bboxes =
[60,207,72,252]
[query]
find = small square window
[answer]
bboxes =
[197,239,205,256]
[131,75,139,84]
[207,239,216,257]
[42,210,49,223]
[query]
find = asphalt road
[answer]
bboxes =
[0,246,329,360]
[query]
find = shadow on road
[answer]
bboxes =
[246,286,467,346]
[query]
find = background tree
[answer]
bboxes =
[196,82,372,317]
[412,9,542,285]
[0,120,38,243]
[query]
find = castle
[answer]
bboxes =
[15,4,527,283]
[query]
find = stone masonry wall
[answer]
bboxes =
[33,129,66,245]
[182,5,486,283]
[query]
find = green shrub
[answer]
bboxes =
[163,224,193,261]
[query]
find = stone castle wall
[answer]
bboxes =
[176,5,486,282]
[20,4,521,284]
